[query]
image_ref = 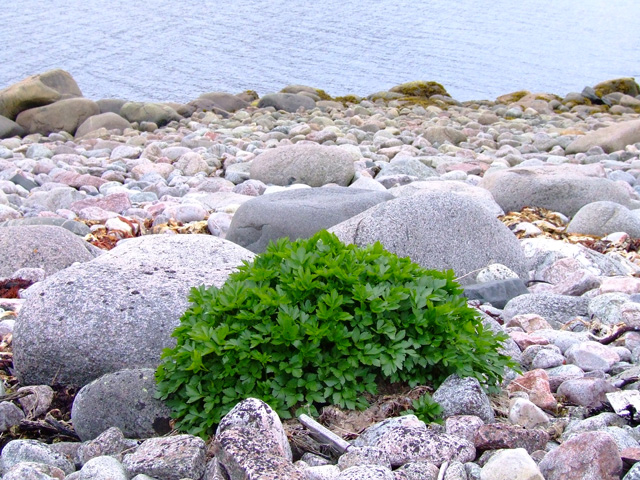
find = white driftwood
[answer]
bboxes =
[298,414,351,453]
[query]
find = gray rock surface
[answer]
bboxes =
[480,448,544,480]
[329,192,528,285]
[13,234,254,386]
[462,278,529,309]
[16,98,100,136]
[565,119,640,154]
[74,456,128,480]
[502,294,590,329]
[75,112,132,138]
[0,115,26,139]
[433,375,495,423]
[226,186,393,252]
[1,462,67,480]
[119,102,181,126]
[197,92,250,112]
[0,217,91,236]
[249,144,356,187]
[0,225,98,277]
[567,201,640,237]
[257,93,316,112]
[0,439,75,475]
[337,465,394,480]
[71,369,172,441]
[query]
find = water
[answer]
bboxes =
[1,0,639,103]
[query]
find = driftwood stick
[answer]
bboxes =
[298,414,351,454]
[590,325,640,345]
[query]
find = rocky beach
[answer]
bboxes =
[1,69,640,479]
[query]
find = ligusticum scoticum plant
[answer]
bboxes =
[155,230,518,437]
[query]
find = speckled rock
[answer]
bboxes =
[445,415,485,444]
[337,446,391,470]
[565,119,640,154]
[16,98,100,135]
[1,462,67,480]
[567,201,640,237]
[502,293,589,329]
[474,423,549,454]
[556,377,617,408]
[393,461,439,480]
[257,93,316,113]
[433,375,494,423]
[564,341,620,372]
[74,456,128,480]
[506,369,557,411]
[76,427,132,465]
[508,398,550,429]
[0,439,75,475]
[480,448,544,480]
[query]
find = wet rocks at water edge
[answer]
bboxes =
[2,70,640,478]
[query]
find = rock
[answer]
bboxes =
[593,78,640,98]
[329,192,528,285]
[462,278,529,309]
[0,439,75,475]
[445,415,484,444]
[213,426,303,479]
[13,235,254,387]
[474,424,549,453]
[538,431,622,480]
[567,201,640,237]
[0,402,25,431]
[249,144,356,187]
[556,378,617,408]
[1,462,67,480]
[353,418,475,467]
[433,375,495,423]
[535,257,602,296]
[479,165,640,217]
[71,369,172,441]
[216,398,292,462]
[0,115,26,138]
[502,294,589,329]
[75,456,128,480]
[96,99,127,114]
[0,217,91,236]
[0,69,82,120]
[425,126,467,146]
[303,464,341,479]
[508,397,550,429]
[0,225,98,277]
[565,341,620,372]
[479,448,544,480]
[506,369,557,411]
[174,151,210,176]
[16,98,100,136]
[561,412,627,441]
[337,446,391,470]
[506,314,553,332]
[337,464,394,480]
[197,92,250,112]
[566,119,640,154]
[376,156,438,180]
[257,93,316,112]
[394,461,439,480]
[75,112,132,138]
[122,435,206,480]
[76,427,132,465]
[389,81,449,98]
[22,186,86,213]
[119,102,181,126]
[226,186,392,252]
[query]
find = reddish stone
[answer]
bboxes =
[474,423,549,454]
[621,447,640,465]
[538,431,622,480]
[509,331,550,350]
[598,276,640,295]
[70,192,131,215]
[507,369,557,411]
[506,314,552,332]
[52,170,107,189]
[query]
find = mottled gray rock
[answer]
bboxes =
[75,456,128,480]
[462,278,529,309]
[376,157,438,180]
[249,144,356,187]
[226,186,393,252]
[337,464,394,480]
[13,235,254,387]
[1,461,67,480]
[0,115,26,139]
[425,126,467,146]
[76,427,132,465]
[565,341,620,372]
[0,217,91,236]
[474,423,548,453]
[257,93,316,112]
[480,448,543,480]
[75,112,131,138]
[330,192,527,285]
[433,375,494,423]
[566,119,640,154]
[479,165,640,217]
[556,378,617,408]
[394,462,439,480]
[197,92,250,112]
[561,412,627,441]
[21,186,86,212]
[71,369,171,441]
[502,294,590,329]
[0,225,98,278]
[119,102,181,126]
[303,464,341,480]
[1,439,75,475]
[567,201,640,237]
[337,446,391,470]
[0,69,81,120]
[589,292,631,325]
[508,398,550,429]
[123,435,206,480]
[445,415,484,444]
[0,401,25,431]
[216,398,292,462]
[624,463,640,480]
[16,98,100,135]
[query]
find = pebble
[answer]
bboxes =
[3,72,640,479]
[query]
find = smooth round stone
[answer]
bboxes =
[129,192,158,204]
[161,203,207,223]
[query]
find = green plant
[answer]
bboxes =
[403,393,444,425]
[155,231,518,437]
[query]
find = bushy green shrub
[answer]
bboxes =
[155,231,518,437]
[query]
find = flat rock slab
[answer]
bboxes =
[566,119,640,154]
[13,234,254,387]
[329,192,528,285]
[226,186,393,252]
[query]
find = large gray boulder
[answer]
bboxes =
[196,92,250,112]
[13,234,255,387]
[565,119,640,154]
[75,112,132,138]
[0,69,82,120]
[478,165,640,217]
[226,186,393,252]
[329,192,528,285]
[249,144,356,187]
[16,98,100,135]
[567,201,640,237]
[71,368,172,441]
[0,225,99,278]
[502,294,590,329]
[257,93,316,112]
[119,102,181,126]
[0,116,26,139]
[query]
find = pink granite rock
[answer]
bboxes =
[507,370,557,411]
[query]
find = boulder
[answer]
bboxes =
[566,119,640,154]
[257,93,316,112]
[249,144,356,187]
[389,81,449,98]
[480,448,544,480]
[567,201,640,237]
[13,234,254,387]
[226,186,393,252]
[432,375,494,423]
[74,456,128,480]
[197,92,250,112]
[0,115,26,139]
[478,165,640,217]
[0,69,81,120]
[593,77,640,98]
[71,369,172,441]
[119,102,181,126]
[96,98,127,114]
[474,424,549,453]
[329,192,528,285]
[75,112,132,138]
[0,439,75,474]
[502,294,590,329]
[0,225,99,278]
[16,98,100,135]
[0,217,90,236]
